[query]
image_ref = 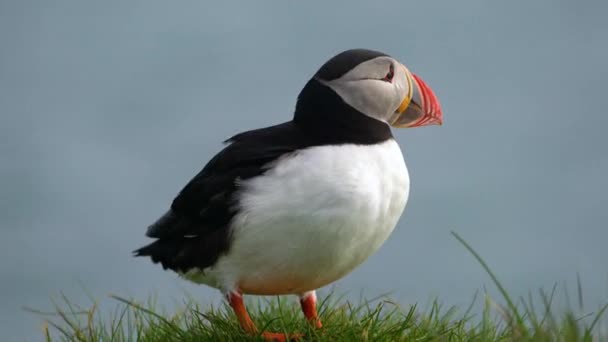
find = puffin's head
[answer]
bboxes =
[299,49,442,128]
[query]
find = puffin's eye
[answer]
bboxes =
[382,64,395,82]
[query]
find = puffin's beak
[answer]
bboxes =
[390,69,443,128]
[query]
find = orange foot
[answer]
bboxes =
[300,291,323,329]
[226,290,321,342]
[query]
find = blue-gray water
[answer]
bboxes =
[1,1,607,340]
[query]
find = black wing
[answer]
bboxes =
[133,122,309,272]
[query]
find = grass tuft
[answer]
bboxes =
[31,233,607,341]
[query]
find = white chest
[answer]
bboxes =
[186,139,410,295]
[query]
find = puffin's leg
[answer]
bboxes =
[225,290,301,342]
[299,290,323,329]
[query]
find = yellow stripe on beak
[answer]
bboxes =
[397,71,414,114]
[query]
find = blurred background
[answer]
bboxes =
[1,0,607,340]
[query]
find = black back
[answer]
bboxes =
[134,49,394,273]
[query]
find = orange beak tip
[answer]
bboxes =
[412,73,443,128]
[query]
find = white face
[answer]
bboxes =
[316,56,412,124]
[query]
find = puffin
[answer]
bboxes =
[135,48,442,341]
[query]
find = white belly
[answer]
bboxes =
[182,139,409,295]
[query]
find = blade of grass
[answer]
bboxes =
[110,295,185,339]
[451,231,527,337]
[577,272,584,311]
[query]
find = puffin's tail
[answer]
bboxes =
[133,236,224,273]
[134,210,231,272]
[133,210,194,270]
[133,240,180,270]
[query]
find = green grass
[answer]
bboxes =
[32,232,608,341]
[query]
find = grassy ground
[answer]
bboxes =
[33,233,608,341]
